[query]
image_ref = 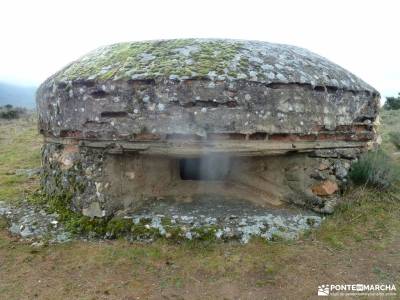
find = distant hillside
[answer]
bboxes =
[0,82,36,108]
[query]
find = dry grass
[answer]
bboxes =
[0,115,41,202]
[380,109,400,163]
[0,114,400,299]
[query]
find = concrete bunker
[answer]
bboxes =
[36,39,380,224]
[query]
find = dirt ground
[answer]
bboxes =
[0,212,399,299]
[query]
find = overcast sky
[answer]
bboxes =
[1,0,399,99]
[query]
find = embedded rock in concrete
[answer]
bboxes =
[311,180,339,196]
[82,202,104,218]
[37,39,380,233]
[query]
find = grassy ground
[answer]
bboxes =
[380,109,400,163]
[0,116,41,202]
[0,112,399,299]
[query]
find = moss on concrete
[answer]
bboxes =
[57,39,244,82]
[29,187,224,242]
[38,38,378,100]
[192,225,219,241]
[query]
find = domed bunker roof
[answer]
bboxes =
[52,39,375,92]
[37,39,379,155]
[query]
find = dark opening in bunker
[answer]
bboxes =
[179,156,231,181]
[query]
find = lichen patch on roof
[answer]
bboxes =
[53,39,376,93]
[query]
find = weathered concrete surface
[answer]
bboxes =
[37,39,379,146]
[0,201,71,243]
[0,199,322,243]
[37,39,380,219]
[42,39,377,90]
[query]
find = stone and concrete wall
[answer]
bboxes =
[41,142,360,217]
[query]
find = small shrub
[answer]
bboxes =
[0,104,26,119]
[349,150,398,190]
[389,132,400,150]
[383,93,400,110]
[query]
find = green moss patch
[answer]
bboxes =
[56,39,244,82]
